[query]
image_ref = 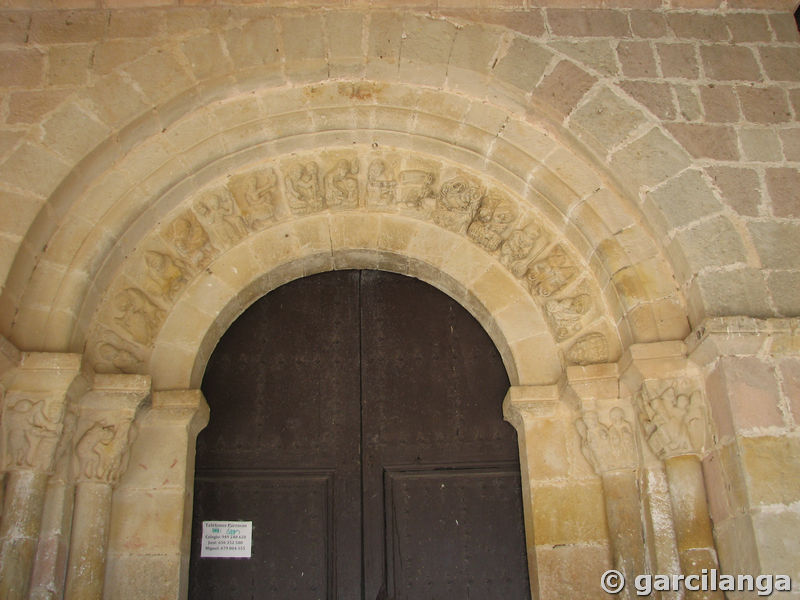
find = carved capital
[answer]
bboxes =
[73,374,150,486]
[635,381,709,460]
[503,384,563,427]
[0,353,86,474]
[575,408,638,474]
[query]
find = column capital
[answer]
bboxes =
[502,383,563,426]
[1,352,88,474]
[73,374,151,486]
[566,363,639,474]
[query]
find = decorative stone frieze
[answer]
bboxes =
[86,147,617,377]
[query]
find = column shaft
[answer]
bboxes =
[664,454,722,600]
[0,470,50,600]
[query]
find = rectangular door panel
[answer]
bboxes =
[190,472,333,599]
[384,467,530,600]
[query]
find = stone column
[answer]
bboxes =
[569,363,648,599]
[0,334,21,525]
[63,374,150,600]
[575,414,645,596]
[28,405,78,600]
[504,384,612,600]
[0,352,85,600]
[104,389,209,600]
[624,341,723,600]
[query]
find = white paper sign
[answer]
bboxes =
[201,521,252,558]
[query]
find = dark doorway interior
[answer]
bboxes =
[189,270,530,599]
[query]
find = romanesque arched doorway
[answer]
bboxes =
[188,270,530,599]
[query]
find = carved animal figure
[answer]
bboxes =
[74,421,118,481]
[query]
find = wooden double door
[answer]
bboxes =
[189,270,530,599]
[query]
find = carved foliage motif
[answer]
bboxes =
[1,393,65,473]
[90,148,614,372]
[575,408,638,474]
[636,383,708,460]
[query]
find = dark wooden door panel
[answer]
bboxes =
[359,270,523,600]
[385,467,530,600]
[190,472,333,599]
[192,271,362,599]
[191,270,531,600]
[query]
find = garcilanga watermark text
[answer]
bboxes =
[601,569,793,596]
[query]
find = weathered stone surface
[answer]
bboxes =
[748,222,800,269]
[766,167,800,218]
[646,169,722,231]
[737,86,794,124]
[741,436,800,506]
[706,166,761,216]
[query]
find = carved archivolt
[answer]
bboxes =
[86,148,617,372]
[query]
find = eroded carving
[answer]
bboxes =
[366,160,397,206]
[399,170,437,209]
[194,189,248,245]
[524,244,577,297]
[636,384,708,459]
[74,417,136,485]
[567,332,609,365]
[113,288,165,346]
[2,395,64,472]
[432,176,483,232]
[467,191,518,252]
[576,408,637,474]
[144,251,189,302]
[164,212,217,269]
[285,162,324,214]
[229,168,279,229]
[499,223,548,278]
[324,158,360,208]
[94,331,146,374]
[546,294,591,341]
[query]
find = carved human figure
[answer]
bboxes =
[193,189,248,245]
[113,288,165,345]
[399,170,437,209]
[366,160,397,205]
[575,410,608,473]
[524,245,577,297]
[165,213,216,269]
[144,250,189,302]
[499,223,547,278]
[431,176,484,232]
[607,407,636,465]
[577,408,637,473]
[324,159,360,208]
[285,162,324,213]
[467,193,518,252]
[545,294,591,340]
[684,390,707,451]
[3,396,63,471]
[229,169,278,229]
[566,332,609,365]
[636,384,707,459]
